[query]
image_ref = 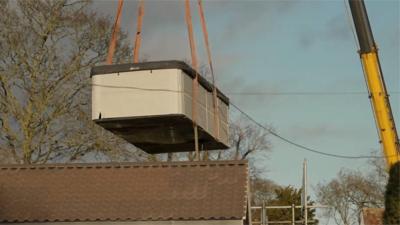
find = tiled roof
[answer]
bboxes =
[0,160,249,223]
[361,208,384,225]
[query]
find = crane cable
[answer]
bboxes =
[343,0,360,51]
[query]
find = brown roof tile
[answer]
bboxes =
[361,208,384,225]
[0,160,248,223]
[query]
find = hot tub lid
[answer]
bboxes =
[91,60,229,105]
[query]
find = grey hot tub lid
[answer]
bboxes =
[90,60,229,105]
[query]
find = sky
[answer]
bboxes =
[92,0,399,209]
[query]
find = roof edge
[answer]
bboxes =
[0,160,248,170]
[1,217,245,223]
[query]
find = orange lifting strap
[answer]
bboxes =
[197,0,220,140]
[106,0,220,157]
[106,0,124,64]
[106,0,144,64]
[133,0,144,63]
[184,0,201,157]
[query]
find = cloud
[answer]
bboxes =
[207,1,298,44]
[286,124,368,141]
[325,13,353,41]
[91,0,297,59]
[297,12,353,50]
[298,32,316,49]
[90,0,299,111]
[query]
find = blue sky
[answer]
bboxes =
[93,0,399,197]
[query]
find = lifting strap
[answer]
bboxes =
[197,0,220,140]
[184,0,200,159]
[133,0,144,63]
[105,1,219,159]
[106,0,124,64]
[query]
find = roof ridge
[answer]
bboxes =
[0,160,248,170]
[1,216,244,223]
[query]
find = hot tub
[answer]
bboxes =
[91,61,229,154]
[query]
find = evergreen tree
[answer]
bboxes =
[267,186,318,225]
[383,162,400,225]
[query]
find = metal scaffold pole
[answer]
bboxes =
[292,204,295,225]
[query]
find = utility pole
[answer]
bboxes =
[302,159,308,225]
[251,160,331,224]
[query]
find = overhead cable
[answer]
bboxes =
[91,84,395,159]
[226,91,400,96]
[229,101,394,159]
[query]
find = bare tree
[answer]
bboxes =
[214,117,271,161]
[0,0,146,164]
[315,156,387,225]
[208,117,272,178]
[165,117,272,171]
[251,177,280,206]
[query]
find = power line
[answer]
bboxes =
[226,91,400,96]
[92,84,184,93]
[92,83,396,159]
[93,84,400,96]
[229,101,395,159]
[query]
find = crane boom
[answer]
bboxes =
[348,0,400,167]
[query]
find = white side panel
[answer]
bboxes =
[219,99,229,144]
[207,92,216,137]
[208,98,229,144]
[180,71,207,131]
[180,71,229,146]
[182,72,193,120]
[197,83,208,130]
[92,69,181,120]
